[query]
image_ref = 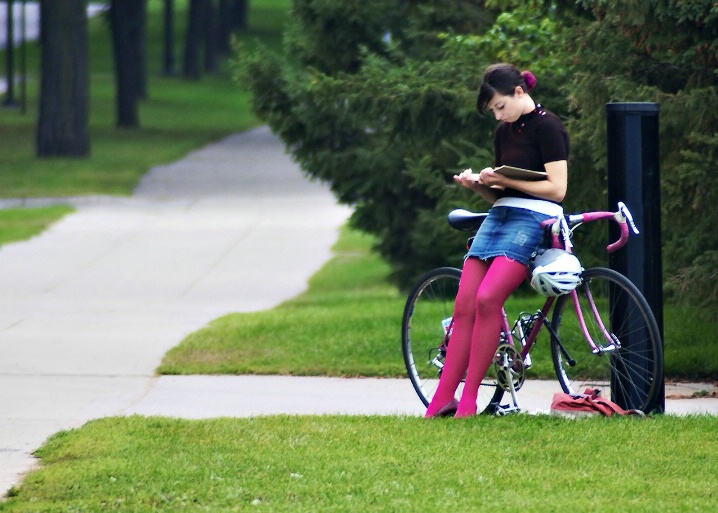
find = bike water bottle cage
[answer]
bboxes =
[530,248,583,296]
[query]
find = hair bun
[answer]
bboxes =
[521,70,537,91]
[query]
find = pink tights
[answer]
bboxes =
[425,256,529,418]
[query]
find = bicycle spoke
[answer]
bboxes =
[402,267,503,412]
[550,267,663,413]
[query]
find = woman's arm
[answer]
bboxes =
[479,160,567,203]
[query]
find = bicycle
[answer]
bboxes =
[401,202,664,415]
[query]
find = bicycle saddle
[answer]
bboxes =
[447,209,488,232]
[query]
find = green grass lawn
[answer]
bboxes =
[2,415,716,512]
[157,227,408,377]
[0,0,288,244]
[2,0,714,381]
[0,0,287,199]
[0,206,74,246]
[1,3,717,510]
[158,226,718,382]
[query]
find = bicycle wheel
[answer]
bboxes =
[401,267,503,413]
[550,267,663,413]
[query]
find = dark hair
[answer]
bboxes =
[476,63,537,115]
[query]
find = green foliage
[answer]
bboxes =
[236,1,573,287]
[238,0,718,309]
[565,0,718,310]
[285,0,402,73]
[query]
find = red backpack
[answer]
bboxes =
[550,388,646,417]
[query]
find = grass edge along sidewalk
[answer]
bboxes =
[0,206,74,246]
[1,0,716,380]
[157,225,718,383]
[2,414,717,511]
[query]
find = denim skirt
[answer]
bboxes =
[466,206,552,266]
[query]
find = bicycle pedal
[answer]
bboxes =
[495,404,521,416]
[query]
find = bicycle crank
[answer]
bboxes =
[494,344,525,393]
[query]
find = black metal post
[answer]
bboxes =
[606,102,665,413]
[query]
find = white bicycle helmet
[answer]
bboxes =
[530,249,583,296]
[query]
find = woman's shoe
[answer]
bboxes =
[425,399,459,418]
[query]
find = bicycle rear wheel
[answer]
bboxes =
[401,267,503,412]
[550,267,663,413]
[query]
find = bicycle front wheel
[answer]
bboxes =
[550,267,663,413]
[401,267,503,412]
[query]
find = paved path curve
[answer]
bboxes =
[3,0,715,500]
[0,127,351,493]
[1,127,717,496]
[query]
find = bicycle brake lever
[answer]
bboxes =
[617,202,640,235]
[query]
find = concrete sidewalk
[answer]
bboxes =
[0,126,351,493]
[1,126,717,497]
[122,376,718,419]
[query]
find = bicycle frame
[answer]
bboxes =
[403,202,660,415]
[499,202,640,373]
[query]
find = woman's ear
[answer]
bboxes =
[514,86,525,97]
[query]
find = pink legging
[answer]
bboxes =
[425,256,529,417]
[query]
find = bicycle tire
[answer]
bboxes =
[550,267,664,413]
[401,267,504,412]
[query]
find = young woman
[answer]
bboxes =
[425,63,569,418]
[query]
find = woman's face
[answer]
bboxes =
[486,88,525,123]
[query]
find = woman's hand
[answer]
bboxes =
[453,167,494,190]
[476,168,505,187]
[453,167,501,204]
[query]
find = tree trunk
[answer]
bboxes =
[217,0,232,55]
[36,0,90,157]
[109,0,146,127]
[204,0,218,74]
[162,0,177,75]
[183,0,205,80]
[132,0,148,99]
[231,0,248,30]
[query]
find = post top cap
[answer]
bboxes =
[606,102,659,113]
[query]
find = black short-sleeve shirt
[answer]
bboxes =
[493,105,569,202]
